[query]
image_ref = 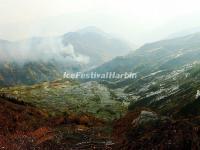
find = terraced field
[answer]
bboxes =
[0,79,126,120]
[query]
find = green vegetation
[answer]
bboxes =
[0,79,126,120]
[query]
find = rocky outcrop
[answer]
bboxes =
[131,110,158,127]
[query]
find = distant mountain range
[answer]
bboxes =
[0,27,132,86]
[0,26,132,66]
[167,27,200,39]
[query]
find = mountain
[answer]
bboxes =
[0,27,132,66]
[77,26,110,37]
[0,27,132,86]
[93,32,200,74]
[91,32,200,117]
[61,27,133,66]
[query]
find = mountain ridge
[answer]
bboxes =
[0,27,132,86]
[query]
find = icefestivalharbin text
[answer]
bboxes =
[63,72,137,79]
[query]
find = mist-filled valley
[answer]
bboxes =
[1,0,200,149]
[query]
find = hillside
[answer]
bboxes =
[0,96,115,149]
[90,32,200,118]
[93,32,200,74]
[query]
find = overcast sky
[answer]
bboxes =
[1,0,200,45]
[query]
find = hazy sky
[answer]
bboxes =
[1,0,200,45]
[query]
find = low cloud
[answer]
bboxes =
[0,37,90,65]
[60,44,90,64]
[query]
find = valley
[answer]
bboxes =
[1,30,200,149]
